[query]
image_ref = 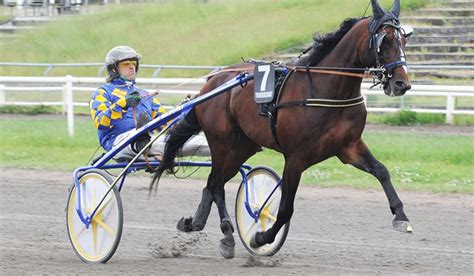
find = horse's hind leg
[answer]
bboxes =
[176,142,259,258]
[338,139,412,233]
[177,187,213,232]
[209,144,260,259]
[208,168,235,259]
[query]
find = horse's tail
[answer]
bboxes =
[150,108,202,192]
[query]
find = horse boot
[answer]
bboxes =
[218,218,235,259]
[132,112,151,153]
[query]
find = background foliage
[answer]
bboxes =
[0,0,437,76]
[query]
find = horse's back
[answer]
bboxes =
[195,64,249,140]
[196,63,279,148]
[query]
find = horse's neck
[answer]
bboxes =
[316,34,364,99]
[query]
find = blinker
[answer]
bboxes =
[374,31,386,52]
[401,25,414,38]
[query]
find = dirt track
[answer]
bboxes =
[0,167,473,274]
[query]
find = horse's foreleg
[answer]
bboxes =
[339,140,412,233]
[251,159,303,248]
[177,187,213,232]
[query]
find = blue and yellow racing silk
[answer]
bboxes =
[89,78,166,151]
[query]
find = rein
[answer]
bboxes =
[289,66,374,79]
[272,65,374,109]
[211,65,379,79]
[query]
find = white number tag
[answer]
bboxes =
[254,63,275,104]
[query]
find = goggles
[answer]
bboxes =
[118,60,138,68]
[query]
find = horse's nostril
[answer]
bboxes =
[395,80,406,89]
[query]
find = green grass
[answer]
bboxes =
[0,105,57,114]
[1,115,472,194]
[367,112,474,125]
[0,0,436,77]
[0,15,10,23]
[246,132,474,194]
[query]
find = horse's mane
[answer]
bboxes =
[295,17,366,66]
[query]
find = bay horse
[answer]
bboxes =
[154,0,413,258]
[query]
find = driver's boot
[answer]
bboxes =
[132,112,151,153]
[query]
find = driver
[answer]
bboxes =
[89,45,210,161]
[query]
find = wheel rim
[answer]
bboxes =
[236,168,288,256]
[67,172,121,262]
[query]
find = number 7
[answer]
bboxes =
[258,65,271,91]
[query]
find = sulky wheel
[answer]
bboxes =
[235,166,290,256]
[66,169,123,263]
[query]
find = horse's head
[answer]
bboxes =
[364,0,412,96]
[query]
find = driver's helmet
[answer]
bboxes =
[105,46,142,81]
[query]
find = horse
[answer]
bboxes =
[154,0,413,259]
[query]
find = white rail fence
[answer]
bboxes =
[0,75,473,137]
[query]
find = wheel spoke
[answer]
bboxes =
[251,178,258,208]
[260,208,277,222]
[266,192,277,207]
[246,221,257,234]
[258,182,264,206]
[249,202,259,210]
[93,214,115,236]
[75,224,87,237]
[94,196,113,217]
[91,219,98,255]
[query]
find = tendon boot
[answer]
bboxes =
[132,112,151,153]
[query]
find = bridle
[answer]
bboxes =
[368,20,408,87]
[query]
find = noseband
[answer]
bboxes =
[368,20,407,86]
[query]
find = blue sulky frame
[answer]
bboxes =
[71,72,280,229]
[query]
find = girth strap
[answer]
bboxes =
[277,95,365,109]
[263,68,294,149]
[266,104,281,148]
[305,65,318,98]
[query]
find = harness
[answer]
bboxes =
[256,65,367,148]
[258,67,293,147]
[253,18,408,148]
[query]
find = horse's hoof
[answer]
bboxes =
[177,217,193,232]
[393,220,413,233]
[249,233,261,248]
[219,241,235,259]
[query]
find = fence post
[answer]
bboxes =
[65,75,74,137]
[446,94,454,125]
[62,84,67,115]
[0,85,5,105]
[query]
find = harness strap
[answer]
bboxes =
[267,105,281,148]
[290,66,371,78]
[366,37,374,67]
[268,69,294,149]
[305,65,318,98]
[277,95,365,109]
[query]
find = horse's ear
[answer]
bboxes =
[371,0,385,19]
[392,0,401,18]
